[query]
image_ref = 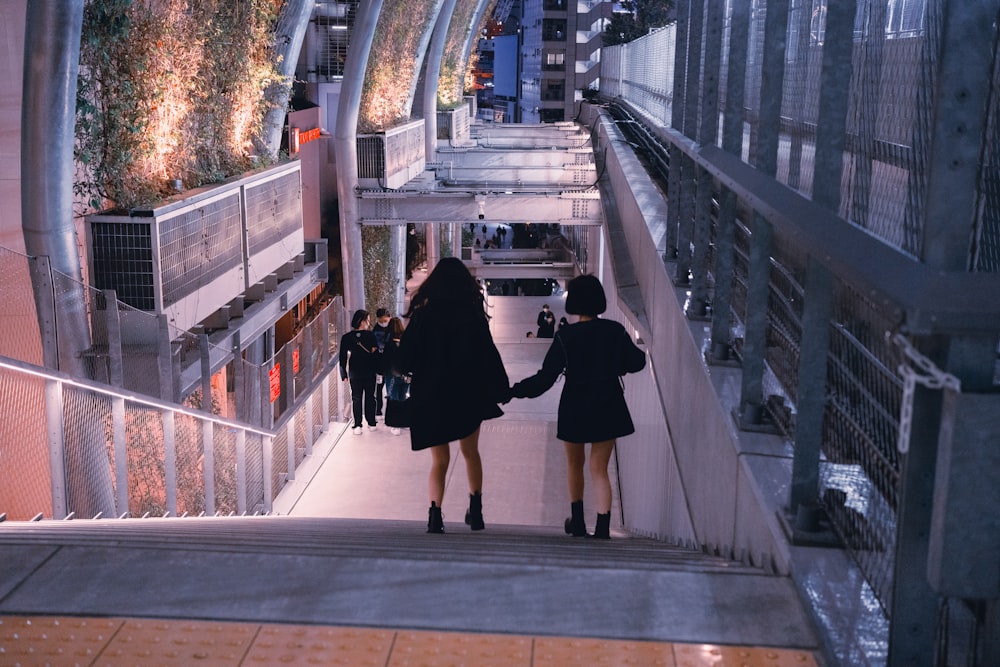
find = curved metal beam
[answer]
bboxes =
[334,0,384,310]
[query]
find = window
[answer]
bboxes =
[886,0,924,37]
[542,19,567,41]
[543,50,566,71]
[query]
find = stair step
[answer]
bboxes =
[1,516,764,575]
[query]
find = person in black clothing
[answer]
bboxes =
[339,309,380,434]
[510,275,646,539]
[382,316,409,435]
[396,257,510,534]
[371,307,392,415]
[536,303,556,338]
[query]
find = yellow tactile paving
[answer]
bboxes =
[245,625,395,666]
[673,643,818,666]
[96,618,258,665]
[389,630,532,667]
[0,616,819,667]
[533,636,675,666]
[0,615,123,666]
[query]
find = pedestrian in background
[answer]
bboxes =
[536,303,556,338]
[396,258,510,533]
[510,275,645,539]
[371,307,392,415]
[339,309,379,435]
[383,316,409,436]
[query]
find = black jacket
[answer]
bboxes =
[339,329,379,380]
[396,302,509,450]
[512,318,645,443]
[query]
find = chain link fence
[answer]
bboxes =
[601,0,1000,663]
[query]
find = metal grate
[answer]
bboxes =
[245,171,303,256]
[309,1,358,80]
[158,193,244,308]
[91,222,156,311]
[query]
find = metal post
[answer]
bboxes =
[103,289,123,387]
[789,0,854,512]
[262,435,274,513]
[889,378,944,665]
[202,419,215,515]
[737,0,787,427]
[236,429,247,515]
[286,419,296,482]
[737,213,772,426]
[688,0,721,316]
[199,333,213,412]
[322,374,331,433]
[45,379,67,519]
[232,332,244,422]
[789,258,832,513]
[157,315,175,402]
[665,0,691,259]
[708,0,751,362]
[305,394,314,456]
[162,411,177,515]
[112,397,128,515]
[675,0,703,286]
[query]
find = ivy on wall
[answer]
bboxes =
[438,0,489,109]
[358,0,435,134]
[75,0,286,212]
[361,225,398,314]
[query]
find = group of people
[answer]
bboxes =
[338,307,408,436]
[340,257,646,539]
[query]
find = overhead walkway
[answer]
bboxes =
[0,295,822,666]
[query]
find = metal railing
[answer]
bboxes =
[600,1,1000,664]
[0,350,346,521]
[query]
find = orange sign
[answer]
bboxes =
[269,363,281,403]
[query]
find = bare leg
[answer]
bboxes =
[428,444,451,506]
[563,441,586,502]
[589,440,616,514]
[458,426,483,493]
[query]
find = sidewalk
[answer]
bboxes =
[274,295,623,535]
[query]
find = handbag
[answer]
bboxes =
[384,375,411,427]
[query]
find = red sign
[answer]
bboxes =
[293,348,300,374]
[269,363,281,403]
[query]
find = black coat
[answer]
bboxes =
[396,303,510,450]
[339,329,379,380]
[512,318,645,443]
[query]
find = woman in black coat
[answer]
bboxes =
[339,309,380,434]
[511,274,645,539]
[396,258,510,533]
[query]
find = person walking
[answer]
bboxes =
[396,257,510,533]
[536,303,556,338]
[510,275,645,539]
[382,316,409,435]
[371,307,392,415]
[339,309,380,435]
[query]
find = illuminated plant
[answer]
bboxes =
[75,0,286,212]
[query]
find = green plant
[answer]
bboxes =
[75,0,286,212]
[359,0,435,133]
[362,225,398,314]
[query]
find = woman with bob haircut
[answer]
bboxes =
[396,258,510,533]
[510,274,645,538]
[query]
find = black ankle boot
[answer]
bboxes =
[464,492,485,531]
[593,512,611,539]
[427,502,444,533]
[564,500,588,537]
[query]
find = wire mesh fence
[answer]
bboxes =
[602,0,1000,661]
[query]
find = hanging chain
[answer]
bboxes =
[889,333,962,454]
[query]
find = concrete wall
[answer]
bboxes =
[583,104,793,573]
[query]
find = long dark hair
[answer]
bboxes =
[404,257,487,319]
